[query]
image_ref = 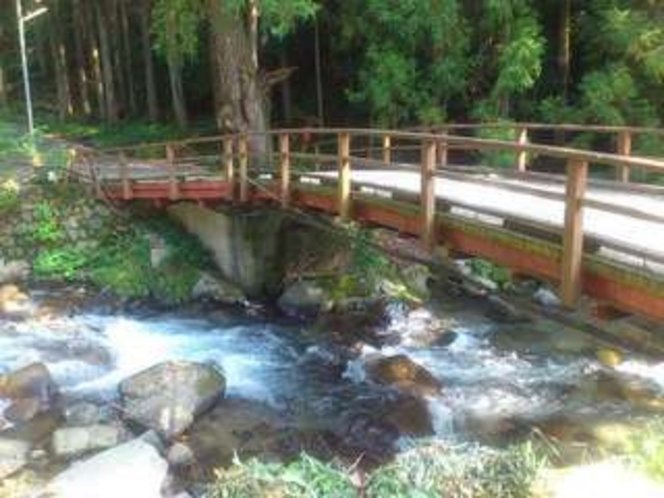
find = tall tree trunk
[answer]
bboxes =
[165,11,187,128]
[73,0,92,117]
[558,0,571,104]
[0,24,7,107]
[278,48,292,124]
[139,0,159,121]
[207,0,267,154]
[83,1,106,119]
[120,0,137,116]
[109,1,127,118]
[167,56,187,128]
[95,1,119,123]
[49,1,73,120]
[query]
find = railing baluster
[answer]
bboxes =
[238,136,249,203]
[338,132,352,221]
[516,126,529,172]
[120,152,131,200]
[166,145,179,201]
[560,158,588,307]
[437,136,448,169]
[421,140,437,251]
[223,136,234,183]
[616,130,632,183]
[279,133,290,208]
[382,135,391,165]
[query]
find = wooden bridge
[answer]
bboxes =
[72,123,664,323]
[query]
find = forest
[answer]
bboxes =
[0,0,663,135]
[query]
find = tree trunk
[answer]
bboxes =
[0,24,7,107]
[207,0,267,154]
[49,1,73,120]
[95,1,119,123]
[558,0,571,103]
[165,11,187,128]
[278,48,292,125]
[167,56,188,128]
[120,0,137,116]
[139,0,159,121]
[109,2,127,118]
[73,0,92,117]
[83,1,106,119]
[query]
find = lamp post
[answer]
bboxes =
[15,0,48,135]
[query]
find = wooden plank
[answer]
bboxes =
[279,133,290,208]
[338,132,352,220]
[238,136,249,203]
[516,126,529,172]
[437,138,448,169]
[421,140,437,251]
[616,130,632,183]
[120,152,132,200]
[382,135,392,165]
[560,158,588,307]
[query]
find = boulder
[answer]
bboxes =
[0,437,30,480]
[166,442,195,468]
[365,354,443,397]
[0,284,32,316]
[0,260,30,285]
[0,363,58,425]
[51,425,122,459]
[119,361,226,439]
[185,398,283,470]
[400,264,431,299]
[64,402,107,426]
[278,280,333,317]
[43,437,168,498]
[191,272,246,305]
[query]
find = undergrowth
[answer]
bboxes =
[208,442,547,498]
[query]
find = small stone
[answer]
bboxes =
[597,349,622,368]
[277,280,333,317]
[166,442,195,468]
[191,273,246,305]
[534,287,562,307]
[0,438,30,480]
[51,425,122,459]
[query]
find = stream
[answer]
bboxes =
[2,285,664,489]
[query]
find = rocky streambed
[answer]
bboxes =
[2,282,664,497]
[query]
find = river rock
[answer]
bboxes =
[0,363,58,425]
[365,354,443,397]
[0,437,30,480]
[119,360,226,439]
[191,272,246,304]
[533,287,562,307]
[64,402,106,426]
[0,260,30,285]
[185,398,283,469]
[278,280,333,316]
[51,425,122,459]
[166,441,195,468]
[4,398,41,424]
[0,284,32,317]
[485,295,530,323]
[43,437,168,498]
[400,264,431,299]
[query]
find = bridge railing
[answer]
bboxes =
[81,126,664,315]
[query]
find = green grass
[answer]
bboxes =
[208,442,548,498]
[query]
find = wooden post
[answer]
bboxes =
[421,140,437,251]
[437,136,448,169]
[560,158,588,308]
[119,152,131,200]
[616,130,632,183]
[382,135,391,165]
[279,133,290,208]
[338,132,352,221]
[238,135,249,203]
[166,145,179,201]
[223,137,234,183]
[516,126,529,172]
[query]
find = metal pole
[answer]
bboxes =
[16,0,35,134]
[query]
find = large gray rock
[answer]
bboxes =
[119,361,226,439]
[0,437,30,480]
[191,272,246,305]
[365,354,443,397]
[278,280,333,316]
[0,363,58,425]
[43,438,168,498]
[51,425,122,459]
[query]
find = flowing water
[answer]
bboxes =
[2,286,664,472]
